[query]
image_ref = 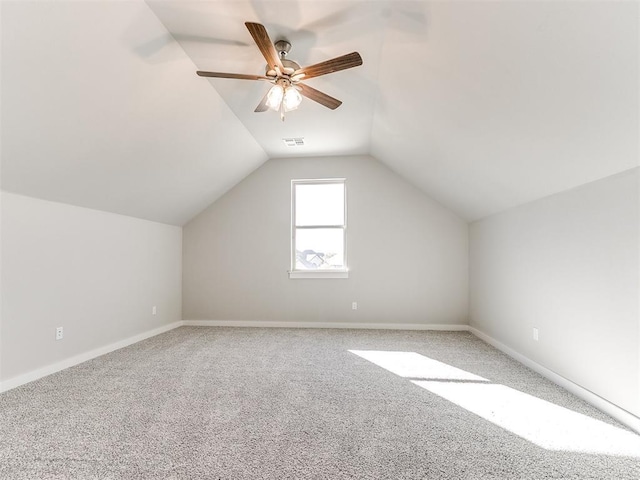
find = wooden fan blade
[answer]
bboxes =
[298,83,342,110]
[254,91,270,112]
[196,71,269,81]
[245,22,285,73]
[294,52,362,80]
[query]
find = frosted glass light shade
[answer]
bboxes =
[283,86,302,112]
[266,84,284,110]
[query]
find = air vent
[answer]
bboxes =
[283,137,305,147]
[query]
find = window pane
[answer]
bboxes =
[295,228,344,270]
[295,183,344,226]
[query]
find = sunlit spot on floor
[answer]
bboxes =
[349,350,640,458]
[349,350,488,381]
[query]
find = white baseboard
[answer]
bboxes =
[182,319,469,331]
[468,326,640,435]
[0,321,184,393]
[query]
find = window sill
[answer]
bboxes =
[288,270,349,279]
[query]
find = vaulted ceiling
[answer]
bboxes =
[2,1,637,225]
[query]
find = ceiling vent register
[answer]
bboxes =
[283,138,305,147]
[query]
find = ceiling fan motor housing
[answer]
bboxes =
[263,40,301,76]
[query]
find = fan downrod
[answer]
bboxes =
[274,40,291,58]
[267,40,300,76]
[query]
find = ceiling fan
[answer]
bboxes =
[196,22,363,121]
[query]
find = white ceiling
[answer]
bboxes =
[2,0,637,225]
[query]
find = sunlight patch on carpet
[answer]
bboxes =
[349,350,640,458]
[348,350,487,382]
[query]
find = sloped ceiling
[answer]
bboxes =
[2,1,637,225]
[1,0,267,226]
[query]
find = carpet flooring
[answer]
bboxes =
[0,326,638,479]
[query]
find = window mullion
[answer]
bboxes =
[295,225,345,229]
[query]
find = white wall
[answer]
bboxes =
[470,168,639,417]
[0,192,182,383]
[183,155,468,325]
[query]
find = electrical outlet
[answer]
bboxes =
[56,327,64,340]
[152,306,157,315]
[533,327,539,341]
[352,302,358,310]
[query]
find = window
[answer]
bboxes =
[290,179,347,278]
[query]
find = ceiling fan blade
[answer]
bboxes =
[294,52,362,80]
[244,22,285,73]
[254,91,270,112]
[196,71,270,81]
[298,83,342,110]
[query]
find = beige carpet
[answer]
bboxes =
[1,326,638,479]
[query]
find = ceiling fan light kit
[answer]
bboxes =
[196,22,363,121]
[266,78,302,114]
[266,82,284,110]
[283,85,303,111]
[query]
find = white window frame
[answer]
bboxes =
[289,178,348,279]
